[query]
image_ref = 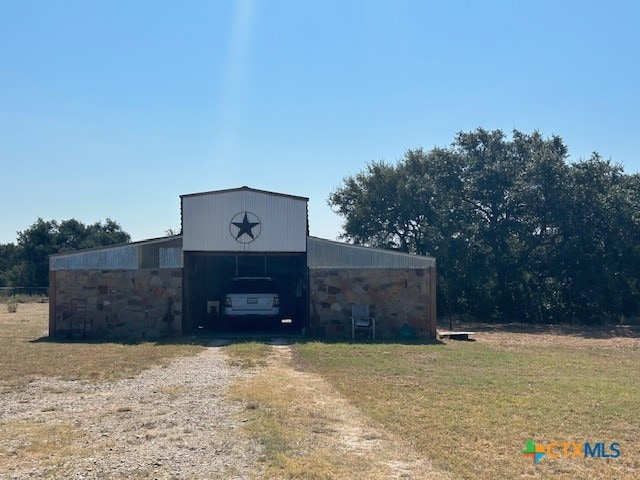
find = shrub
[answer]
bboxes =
[7,297,18,313]
[12,294,39,303]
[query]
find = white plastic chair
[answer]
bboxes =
[350,304,375,340]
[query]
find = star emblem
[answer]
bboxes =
[229,211,261,243]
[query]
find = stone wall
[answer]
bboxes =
[309,268,435,339]
[50,269,182,340]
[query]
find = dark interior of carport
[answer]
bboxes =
[183,252,308,334]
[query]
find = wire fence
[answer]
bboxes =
[0,287,48,299]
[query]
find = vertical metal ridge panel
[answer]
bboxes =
[182,190,307,252]
[50,237,184,271]
[159,247,183,268]
[50,244,139,270]
[307,237,435,269]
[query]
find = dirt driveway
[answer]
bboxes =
[0,347,263,479]
[0,342,445,480]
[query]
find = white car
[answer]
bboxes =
[223,277,280,321]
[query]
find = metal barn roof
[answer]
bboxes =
[306,237,435,269]
[49,236,183,271]
[180,186,309,201]
[50,235,435,271]
[49,183,433,272]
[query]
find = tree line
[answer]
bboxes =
[329,128,640,323]
[0,218,130,289]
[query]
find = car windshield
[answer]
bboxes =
[226,277,276,294]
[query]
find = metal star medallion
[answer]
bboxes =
[229,211,261,243]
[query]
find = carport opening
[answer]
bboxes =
[184,252,307,335]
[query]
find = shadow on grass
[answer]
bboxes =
[438,319,640,339]
[30,331,445,347]
[182,325,447,347]
[196,336,446,348]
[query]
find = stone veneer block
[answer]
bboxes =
[308,268,435,339]
[51,268,182,340]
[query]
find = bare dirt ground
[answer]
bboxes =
[0,304,445,480]
[441,318,640,349]
[0,347,264,480]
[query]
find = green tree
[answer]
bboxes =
[11,219,59,288]
[6,218,130,288]
[329,128,640,323]
[554,157,640,322]
[451,129,570,320]
[0,243,19,287]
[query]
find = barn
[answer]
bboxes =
[49,187,436,340]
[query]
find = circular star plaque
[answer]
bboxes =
[229,211,262,243]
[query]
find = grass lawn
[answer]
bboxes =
[0,302,205,390]
[293,329,640,479]
[3,302,638,478]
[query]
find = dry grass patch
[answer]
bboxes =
[0,419,91,476]
[294,332,640,479]
[227,345,449,479]
[225,341,271,369]
[0,303,205,390]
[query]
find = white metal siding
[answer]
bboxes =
[182,190,307,252]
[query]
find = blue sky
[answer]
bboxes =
[1,0,639,245]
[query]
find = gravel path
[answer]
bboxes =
[0,348,263,480]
